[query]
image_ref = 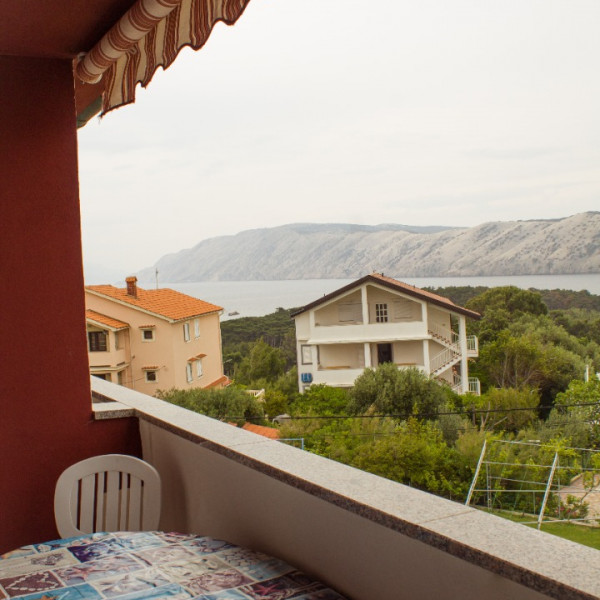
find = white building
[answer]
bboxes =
[293,273,481,394]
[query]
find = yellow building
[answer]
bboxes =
[85,276,227,393]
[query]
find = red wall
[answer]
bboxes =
[0,56,141,554]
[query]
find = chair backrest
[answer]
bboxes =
[54,454,161,538]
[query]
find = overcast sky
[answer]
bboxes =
[78,0,600,281]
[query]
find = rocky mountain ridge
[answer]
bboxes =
[137,212,600,282]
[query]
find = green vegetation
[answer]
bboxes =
[490,510,600,550]
[348,364,448,419]
[156,386,265,426]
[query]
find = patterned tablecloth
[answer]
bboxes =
[0,531,345,600]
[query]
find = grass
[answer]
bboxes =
[486,509,600,550]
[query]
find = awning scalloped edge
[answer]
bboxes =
[77,0,252,116]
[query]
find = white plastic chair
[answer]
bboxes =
[54,454,161,538]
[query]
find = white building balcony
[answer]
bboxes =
[310,367,366,387]
[91,377,599,600]
[467,334,479,357]
[308,321,427,344]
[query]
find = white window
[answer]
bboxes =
[194,319,200,338]
[196,359,203,377]
[145,370,157,383]
[186,362,193,382]
[183,322,190,342]
[375,303,388,323]
[301,345,313,365]
[141,328,155,342]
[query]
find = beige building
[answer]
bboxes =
[85,277,227,394]
[293,273,481,394]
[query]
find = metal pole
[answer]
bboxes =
[538,452,559,530]
[465,439,487,506]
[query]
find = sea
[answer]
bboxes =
[164,274,600,320]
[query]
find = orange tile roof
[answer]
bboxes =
[86,285,222,322]
[242,423,281,439]
[292,272,481,320]
[86,309,129,330]
[205,375,231,389]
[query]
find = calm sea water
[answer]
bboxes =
[165,274,600,320]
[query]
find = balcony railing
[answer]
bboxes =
[468,377,481,395]
[429,347,460,374]
[308,321,427,344]
[467,334,479,356]
[91,377,600,600]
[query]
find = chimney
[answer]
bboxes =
[125,276,138,298]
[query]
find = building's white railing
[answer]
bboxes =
[308,321,426,344]
[428,323,459,349]
[429,347,460,374]
[467,335,479,356]
[468,377,481,395]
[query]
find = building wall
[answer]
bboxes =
[169,313,225,389]
[314,290,362,326]
[319,344,365,369]
[366,285,422,323]
[427,306,452,330]
[85,293,224,393]
[0,57,140,554]
[392,340,424,366]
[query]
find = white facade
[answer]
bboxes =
[293,274,480,394]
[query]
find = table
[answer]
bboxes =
[0,531,345,600]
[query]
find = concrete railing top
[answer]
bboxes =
[91,377,600,600]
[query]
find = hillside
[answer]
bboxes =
[137,213,600,282]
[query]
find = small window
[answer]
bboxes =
[194,319,200,338]
[88,331,107,352]
[196,359,203,377]
[375,303,388,323]
[141,328,155,342]
[301,345,313,365]
[183,322,191,342]
[186,362,193,382]
[145,370,157,383]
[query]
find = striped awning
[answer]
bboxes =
[76,0,251,116]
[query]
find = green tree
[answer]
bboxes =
[157,386,264,425]
[465,387,540,433]
[234,339,287,384]
[466,286,548,317]
[351,419,471,499]
[348,364,447,419]
[292,384,350,417]
[466,286,548,343]
[549,379,600,447]
[475,330,585,405]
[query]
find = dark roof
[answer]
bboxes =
[291,273,481,320]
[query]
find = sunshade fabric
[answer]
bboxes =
[77,0,251,115]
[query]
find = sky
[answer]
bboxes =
[78,0,600,282]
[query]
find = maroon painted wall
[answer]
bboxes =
[0,56,141,554]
